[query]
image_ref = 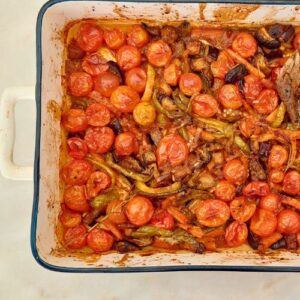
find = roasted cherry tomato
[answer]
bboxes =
[59,204,82,228]
[239,117,261,138]
[110,85,140,113]
[211,50,235,79]
[269,169,285,183]
[293,32,300,50]
[230,196,256,222]
[81,53,109,76]
[271,67,281,82]
[94,71,120,98]
[116,45,141,71]
[62,160,92,186]
[225,221,248,247]
[86,171,111,198]
[223,159,248,185]
[150,209,175,230]
[146,40,172,67]
[277,209,300,234]
[68,72,93,97]
[64,224,87,249]
[106,199,127,224]
[84,127,115,154]
[86,103,111,127]
[156,134,189,168]
[214,180,236,202]
[133,102,156,126]
[283,170,300,196]
[218,84,243,109]
[64,185,89,212]
[192,94,219,118]
[87,228,114,253]
[253,89,278,115]
[103,28,126,49]
[268,145,288,169]
[259,193,281,214]
[243,74,263,101]
[127,25,149,48]
[76,23,103,52]
[250,208,277,237]
[179,73,202,96]
[125,67,147,93]
[163,63,182,86]
[67,38,85,59]
[195,199,230,227]
[243,181,270,197]
[62,109,88,133]
[232,32,257,58]
[67,137,88,159]
[125,195,154,226]
[115,132,138,156]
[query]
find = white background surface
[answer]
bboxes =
[0,0,300,299]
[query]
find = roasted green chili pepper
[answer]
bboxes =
[178,127,189,141]
[131,226,173,238]
[234,135,251,154]
[196,117,233,137]
[135,181,182,197]
[271,102,286,128]
[90,188,119,209]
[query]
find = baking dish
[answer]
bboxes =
[16,0,300,272]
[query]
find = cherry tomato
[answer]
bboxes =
[115,132,138,156]
[268,145,288,169]
[103,28,126,49]
[85,103,111,127]
[277,209,300,234]
[146,40,172,67]
[269,169,285,183]
[163,63,182,86]
[259,193,281,213]
[110,85,140,113]
[150,209,175,230]
[225,221,248,247]
[232,32,257,58]
[62,109,88,133]
[218,84,243,109]
[253,89,278,115]
[195,199,230,227]
[125,67,147,93]
[67,137,88,159]
[116,45,141,71]
[68,72,93,97]
[283,170,300,196]
[271,67,281,82]
[59,204,82,228]
[125,195,154,226]
[239,117,261,138]
[86,171,111,198]
[94,72,120,98]
[192,94,219,118]
[293,32,300,50]
[230,196,256,222]
[156,134,189,168]
[214,180,236,202]
[87,228,114,253]
[243,181,270,197]
[179,73,202,96]
[84,127,115,154]
[62,160,92,186]
[243,74,263,101]
[223,159,248,185]
[106,199,127,224]
[250,208,277,237]
[211,50,235,79]
[76,23,103,52]
[64,224,87,249]
[127,25,149,48]
[133,102,156,126]
[64,185,89,212]
[81,53,109,76]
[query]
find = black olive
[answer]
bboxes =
[259,142,272,158]
[264,49,283,60]
[107,61,123,84]
[237,79,245,97]
[115,241,139,253]
[255,27,280,49]
[267,24,285,39]
[248,229,260,250]
[225,64,248,83]
[110,118,123,135]
[279,25,295,43]
[284,234,298,250]
[208,46,219,61]
[271,238,286,250]
[141,22,161,36]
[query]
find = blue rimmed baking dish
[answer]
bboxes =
[31,0,300,272]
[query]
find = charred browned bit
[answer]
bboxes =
[284,234,298,250]
[249,156,266,181]
[141,22,161,37]
[255,27,280,49]
[161,25,178,43]
[107,61,123,84]
[271,238,286,250]
[67,39,85,59]
[248,229,260,250]
[115,241,139,253]
[110,118,123,135]
[119,156,144,173]
[225,64,248,84]
[149,128,162,146]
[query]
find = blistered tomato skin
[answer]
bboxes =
[150,209,175,230]
[115,132,139,156]
[86,171,111,199]
[87,228,114,253]
[218,84,243,109]
[179,73,202,96]
[259,193,281,213]
[85,103,111,127]
[125,67,147,93]
[223,159,248,185]
[277,209,300,234]
[243,181,270,197]
[214,180,236,202]
[243,74,263,101]
[230,197,256,222]
[94,72,120,98]
[67,137,88,159]
[146,40,172,67]
[192,94,219,118]
[250,209,277,237]
[253,89,278,115]
[127,25,149,48]
[232,32,257,58]
[64,224,87,249]
[106,199,127,225]
[110,86,140,113]
[62,160,93,186]
[76,23,103,52]
[225,221,248,247]
[283,170,300,196]
[268,145,288,169]
[103,28,126,49]
[68,72,94,97]
[116,45,142,71]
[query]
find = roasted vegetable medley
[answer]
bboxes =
[60,21,300,254]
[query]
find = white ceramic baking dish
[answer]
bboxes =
[2,0,300,272]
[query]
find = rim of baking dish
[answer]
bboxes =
[31,0,300,273]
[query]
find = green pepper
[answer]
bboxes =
[135,181,182,197]
[271,102,286,128]
[196,117,233,137]
[116,174,132,191]
[90,188,119,209]
[234,135,250,154]
[178,127,189,141]
[106,153,152,182]
[131,226,173,238]
[176,189,213,205]
[172,89,188,111]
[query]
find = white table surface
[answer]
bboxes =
[0,1,300,299]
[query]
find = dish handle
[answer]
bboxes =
[0,86,35,180]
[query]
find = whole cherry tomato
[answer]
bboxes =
[230,196,256,222]
[243,181,270,197]
[277,209,300,234]
[81,53,109,76]
[59,204,82,228]
[259,193,281,214]
[64,224,87,249]
[125,67,147,93]
[223,159,248,185]
[269,169,285,184]
[163,63,182,86]
[103,28,126,49]
[76,23,103,52]
[232,32,257,58]
[87,228,114,252]
[94,72,120,98]
[218,84,243,109]
[243,74,263,101]
[62,160,92,186]
[68,72,93,97]
[127,25,149,48]
[239,117,261,138]
[85,103,111,127]
[156,134,189,168]
[253,89,278,115]
[86,171,111,198]
[62,109,88,133]
[125,196,154,226]
[225,221,248,247]
[115,132,138,156]
[146,40,172,67]
[250,208,277,237]
[67,137,88,159]
[106,199,127,224]
[150,209,175,230]
[64,185,89,212]
[116,45,141,71]
[211,50,235,79]
[283,170,300,196]
[84,127,115,154]
[268,145,288,169]
[293,32,300,50]
[214,180,236,202]
[192,94,219,118]
[179,73,202,96]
